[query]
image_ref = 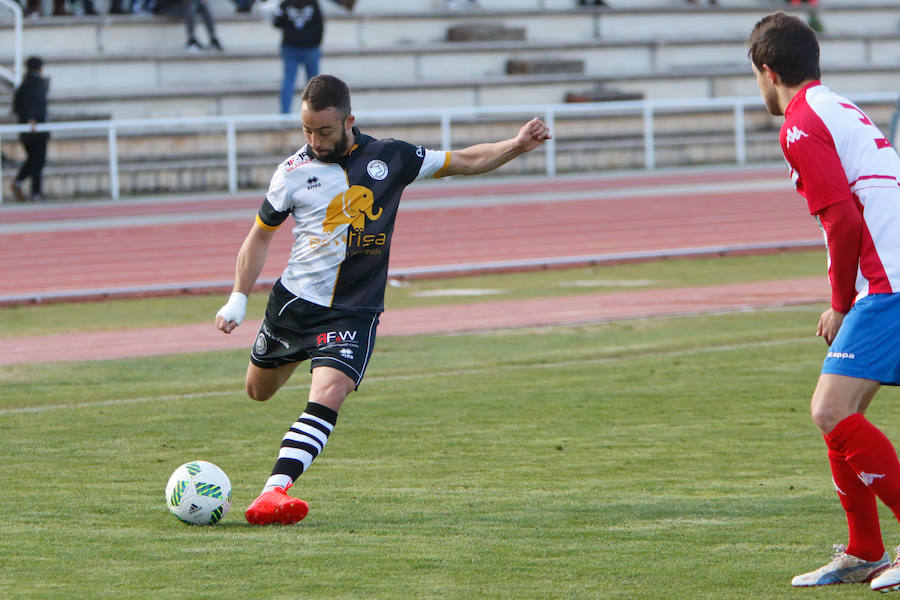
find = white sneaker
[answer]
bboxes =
[791,544,890,586]
[871,547,900,592]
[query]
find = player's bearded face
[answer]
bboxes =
[301,106,354,163]
[312,124,350,163]
[753,63,783,117]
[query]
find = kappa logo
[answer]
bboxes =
[785,126,809,148]
[322,185,382,233]
[340,348,354,359]
[859,472,886,487]
[832,477,846,496]
[307,176,322,190]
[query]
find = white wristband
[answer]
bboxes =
[216,291,248,325]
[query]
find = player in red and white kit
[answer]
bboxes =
[749,12,900,591]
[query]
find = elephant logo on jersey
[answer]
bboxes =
[322,185,382,233]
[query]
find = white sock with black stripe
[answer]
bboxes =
[262,402,338,493]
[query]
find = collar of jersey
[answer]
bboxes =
[785,80,821,118]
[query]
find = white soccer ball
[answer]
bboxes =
[165,461,232,526]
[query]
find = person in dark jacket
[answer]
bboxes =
[274,0,323,114]
[11,56,49,203]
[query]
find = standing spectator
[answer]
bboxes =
[10,56,49,203]
[184,0,223,51]
[266,0,323,114]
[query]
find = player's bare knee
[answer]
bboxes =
[810,405,837,434]
[310,380,354,409]
[246,381,273,402]
[810,394,851,434]
[315,382,352,404]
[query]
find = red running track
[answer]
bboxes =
[0,166,834,365]
[0,166,818,301]
[0,277,829,366]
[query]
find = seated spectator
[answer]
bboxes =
[72,0,99,14]
[132,0,157,14]
[24,0,40,17]
[445,0,480,8]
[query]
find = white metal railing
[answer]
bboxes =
[2,92,899,204]
[0,0,22,88]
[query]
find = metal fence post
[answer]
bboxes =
[643,101,655,170]
[441,112,452,151]
[108,124,119,201]
[227,120,237,193]
[734,101,747,166]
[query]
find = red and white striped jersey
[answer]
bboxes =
[781,82,900,303]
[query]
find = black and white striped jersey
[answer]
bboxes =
[257,129,449,311]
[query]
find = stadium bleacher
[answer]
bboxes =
[2,0,900,198]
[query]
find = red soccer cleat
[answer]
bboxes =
[244,488,309,525]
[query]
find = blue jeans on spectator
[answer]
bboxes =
[280,44,321,114]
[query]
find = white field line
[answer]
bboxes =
[0,335,814,416]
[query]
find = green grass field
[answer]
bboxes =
[3,252,899,599]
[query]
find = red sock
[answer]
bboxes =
[826,413,900,527]
[828,448,884,560]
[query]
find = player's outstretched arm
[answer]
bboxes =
[215,223,277,334]
[438,117,551,177]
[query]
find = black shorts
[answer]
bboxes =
[250,280,380,387]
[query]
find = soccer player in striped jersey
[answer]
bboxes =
[749,12,900,591]
[215,74,551,526]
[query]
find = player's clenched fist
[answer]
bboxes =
[516,117,552,152]
[215,291,248,334]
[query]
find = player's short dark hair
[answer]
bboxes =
[748,11,820,86]
[25,56,43,72]
[301,75,352,117]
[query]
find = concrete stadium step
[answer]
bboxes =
[29,61,900,121]
[6,2,900,120]
[5,3,900,57]
[30,31,900,94]
[5,0,899,199]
